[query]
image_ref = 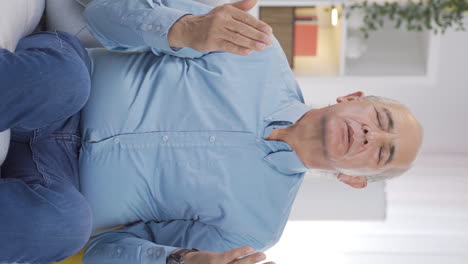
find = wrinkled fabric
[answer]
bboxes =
[0,31,92,264]
[82,1,312,264]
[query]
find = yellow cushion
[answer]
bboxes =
[52,226,124,264]
[52,248,84,264]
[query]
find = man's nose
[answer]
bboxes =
[362,127,395,145]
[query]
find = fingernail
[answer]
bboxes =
[245,247,255,254]
[255,254,266,262]
[263,26,272,33]
[256,43,265,50]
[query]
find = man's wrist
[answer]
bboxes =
[168,14,194,49]
[181,250,197,264]
[167,248,199,264]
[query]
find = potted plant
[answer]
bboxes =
[345,0,468,38]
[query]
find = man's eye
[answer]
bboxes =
[376,110,383,129]
[378,146,383,164]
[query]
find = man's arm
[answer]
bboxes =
[83,220,271,264]
[84,0,209,58]
[84,0,273,58]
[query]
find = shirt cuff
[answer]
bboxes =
[140,244,179,264]
[141,6,190,53]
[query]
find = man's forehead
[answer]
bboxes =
[389,114,422,165]
[368,101,421,165]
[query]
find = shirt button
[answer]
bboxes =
[155,25,161,31]
[155,248,162,257]
[147,24,153,30]
[140,24,151,31]
[114,137,120,143]
[266,117,273,121]
[209,136,216,142]
[146,248,154,256]
[162,136,169,142]
[256,138,261,142]
[116,247,123,256]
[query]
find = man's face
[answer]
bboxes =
[321,97,422,176]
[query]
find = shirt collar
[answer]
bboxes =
[264,101,313,126]
[261,102,313,175]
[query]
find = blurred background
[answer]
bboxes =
[248,1,468,263]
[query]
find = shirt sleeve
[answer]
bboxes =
[84,0,213,58]
[83,220,265,264]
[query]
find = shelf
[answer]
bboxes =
[293,7,343,77]
[259,5,344,77]
[254,1,436,78]
[344,28,430,76]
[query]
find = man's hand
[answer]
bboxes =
[168,0,273,56]
[184,246,276,264]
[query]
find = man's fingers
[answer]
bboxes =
[221,246,255,262]
[230,0,258,12]
[232,252,266,264]
[219,40,252,56]
[227,19,272,46]
[230,8,272,36]
[224,29,266,51]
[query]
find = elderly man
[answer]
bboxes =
[0,0,422,263]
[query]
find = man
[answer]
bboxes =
[79,0,421,264]
[0,0,422,264]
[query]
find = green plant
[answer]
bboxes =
[346,0,468,38]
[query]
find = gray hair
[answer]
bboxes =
[307,167,406,183]
[362,95,402,105]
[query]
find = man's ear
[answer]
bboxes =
[336,91,365,103]
[337,173,368,189]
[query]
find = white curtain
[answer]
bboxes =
[266,153,468,264]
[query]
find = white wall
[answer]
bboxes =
[289,176,386,221]
[266,152,468,264]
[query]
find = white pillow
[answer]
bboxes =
[0,0,45,52]
[0,130,10,169]
[46,0,102,48]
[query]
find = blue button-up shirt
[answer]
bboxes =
[81,0,311,263]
